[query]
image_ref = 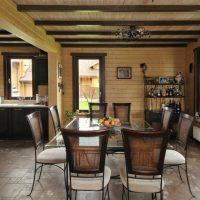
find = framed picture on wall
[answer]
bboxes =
[117,67,132,79]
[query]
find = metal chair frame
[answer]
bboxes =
[62,128,110,200]
[26,111,65,196]
[121,128,169,200]
[164,113,195,197]
[112,103,131,124]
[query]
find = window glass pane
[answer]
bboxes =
[78,59,100,110]
[11,59,33,98]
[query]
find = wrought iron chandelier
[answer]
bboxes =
[116,25,150,40]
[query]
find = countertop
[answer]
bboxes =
[0,104,48,108]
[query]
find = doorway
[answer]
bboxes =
[71,53,106,112]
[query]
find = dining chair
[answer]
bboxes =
[164,113,195,197]
[151,107,173,133]
[112,103,131,124]
[120,128,169,200]
[49,105,61,135]
[61,128,111,200]
[89,102,108,119]
[26,111,66,196]
[161,107,173,131]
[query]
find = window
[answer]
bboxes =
[10,58,33,98]
[72,53,106,112]
[3,53,37,100]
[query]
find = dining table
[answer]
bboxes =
[46,117,153,153]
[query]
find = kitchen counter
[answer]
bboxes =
[0,104,48,108]
[0,105,49,139]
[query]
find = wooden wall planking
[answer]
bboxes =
[61,47,186,119]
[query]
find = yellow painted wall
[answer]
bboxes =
[61,47,186,119]
[0,46,39,96]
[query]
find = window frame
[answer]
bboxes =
[3,53,37,100]
[71,53,106,112]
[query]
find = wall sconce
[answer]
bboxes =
[58,82,64,94]
[140,63,147,77]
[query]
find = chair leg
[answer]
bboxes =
[27,162,37,196]
[75,190,77,200]
[122,186,124,200]
[38,164,43,180]
[185,162,195,197]
[102,187,104,200]
[160,190,163,200]
[107,185,110,200]
[177,166,183,182]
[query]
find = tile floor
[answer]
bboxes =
[0,139,199,200]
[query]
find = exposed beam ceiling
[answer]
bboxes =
[35,20,200,26]
[55,38,197,43]
[47,30,200,36]
[3,1,200,48]
[17,5,200,12]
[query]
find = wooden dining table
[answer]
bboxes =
[46,117,153,153]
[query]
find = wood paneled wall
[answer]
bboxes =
[61,47,186,119]
[0,47,39,97]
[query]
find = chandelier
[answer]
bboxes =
[116,25,150,40]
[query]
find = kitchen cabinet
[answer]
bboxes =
[35,56,48,85]
[0,106,48,140]
[0,108,10,138]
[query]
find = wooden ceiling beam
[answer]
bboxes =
[17,5,200,12]
[0,37,23,41]
[61,43,187,48]
[0,0,60,53]
[0,30,11,35]
[55,38,197,43]
[47,30,200,36]
[35,20,200,26]
[0,43,32,46]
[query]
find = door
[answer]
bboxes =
[72,53,106,112]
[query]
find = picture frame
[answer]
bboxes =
[159,76,168,84]
[117,67,132,79]
[58,63,62,79]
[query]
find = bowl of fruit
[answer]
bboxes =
[98,117,121,127]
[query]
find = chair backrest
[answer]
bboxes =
[49,105,61,135]
[112,103,131,124]
[89,102,107,119]
[61,129,109,174]
[121,128,169,176]
[26,111,44,149]
[176,113,194,150]
[161,107,173,130]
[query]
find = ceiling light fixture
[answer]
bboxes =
[116,25,150,40]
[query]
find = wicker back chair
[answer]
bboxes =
[164,113,195,197]
[89,102,107,119]
[120,128,169,200]
[161,107,173,131]
[61,128,111,200]
[49,105,61,135]
[112,103,131,124]
[26,111,65,196]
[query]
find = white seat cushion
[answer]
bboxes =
[120,167,164,193]
[70,166,111,191]
[164,149,185,165]
[37,147,66,164]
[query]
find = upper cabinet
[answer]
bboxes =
[35,56,48,85]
